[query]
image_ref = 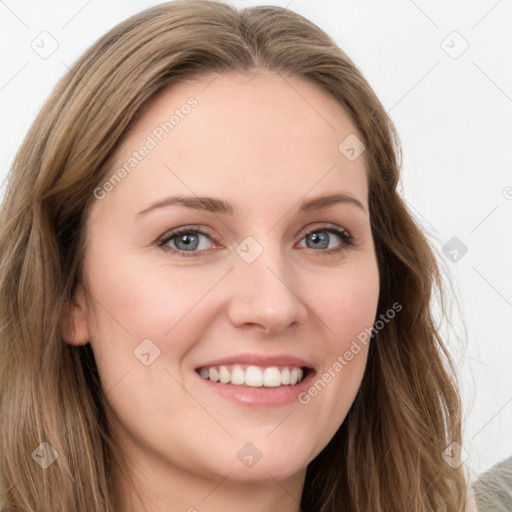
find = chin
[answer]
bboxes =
[200,440,313,482]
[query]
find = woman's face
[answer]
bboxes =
[68,69,379,493]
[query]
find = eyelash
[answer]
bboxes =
[156,223,355,258]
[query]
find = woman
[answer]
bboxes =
[0,1,470,510]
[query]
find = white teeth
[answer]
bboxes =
[198,364,307,387]
[263,367,282,387]
[245,366,263,387]
[209,367,219,382]
[230,365,245,385]
[219,365,231,384]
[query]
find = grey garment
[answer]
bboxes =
[473,455,512,512]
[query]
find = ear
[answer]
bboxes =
[62,283,90,346]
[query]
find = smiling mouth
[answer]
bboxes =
[196,364,310,387]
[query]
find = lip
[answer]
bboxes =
[195,367,315,408]
[194,353,316,408]
[194,353,314,371]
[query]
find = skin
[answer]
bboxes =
[65,69,380,512]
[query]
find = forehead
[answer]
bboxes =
[95,69,368,219]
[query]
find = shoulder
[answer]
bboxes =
[470,455,512,512]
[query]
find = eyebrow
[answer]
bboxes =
[136,192,367,219]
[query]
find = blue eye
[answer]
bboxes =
[157,223,354,257]
[158,227,214,256]
[298,226,353,253]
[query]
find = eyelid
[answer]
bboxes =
[295,222,352,241]
[156,225,218,249]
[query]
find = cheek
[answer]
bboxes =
[87,246,379,361]
[82,250,206,388]
[85,247,210,334]
[83,242,380,476]
[295,266,379,440]
[314,262,380,346]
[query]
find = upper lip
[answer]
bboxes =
[195,353,314,370]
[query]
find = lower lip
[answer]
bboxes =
[195,369,316,408]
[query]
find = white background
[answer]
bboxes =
[1,0,511,483]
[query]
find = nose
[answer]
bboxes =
[226,245,308,335]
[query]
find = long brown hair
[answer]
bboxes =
[0,1,467,510]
